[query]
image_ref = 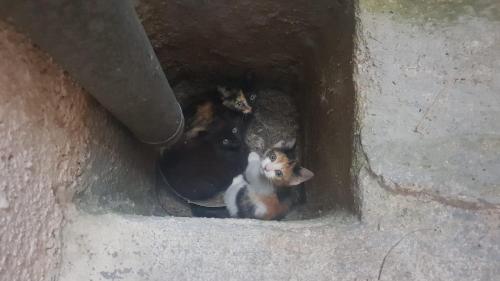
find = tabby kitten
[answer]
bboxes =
[223,140,314,220]
[184,86,252,140]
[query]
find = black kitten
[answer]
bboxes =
[159,109,251,201]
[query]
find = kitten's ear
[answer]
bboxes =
[273,138,296,150]
[217,86,231,98]
[288,167,314,186]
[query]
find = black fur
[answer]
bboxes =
[274,146,296,160]
[189,205,229,218]
[236,186,255,218]
[159,109,251,201]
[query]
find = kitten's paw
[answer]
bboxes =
[232,175,245,185]
[248,152,260,162]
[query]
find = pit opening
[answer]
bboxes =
[77,0,357,219]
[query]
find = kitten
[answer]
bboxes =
[223,140,313,220]
[184,86,252,140]
[259,139,312,187]
[159,109,251,201]
[191,140,313,219]
[224,151,279,219]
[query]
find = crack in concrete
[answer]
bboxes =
[358,134,499,211]
[367,166,499,211]
[353,14,499,213]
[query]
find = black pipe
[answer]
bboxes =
[0,0,184,146]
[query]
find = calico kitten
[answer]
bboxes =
[184,86,252,140]
[217,86,253,114]
[222,140,314,220]
[259,139,312,187]
[224,152,279,219]
[159,109,251,201]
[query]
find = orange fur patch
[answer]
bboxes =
[236,93,246,103]
[196,101,214,123]
[272,151,296,187]
[257,193,288,220]
[185,101,214,139]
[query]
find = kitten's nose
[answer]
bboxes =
[264,164,272,172]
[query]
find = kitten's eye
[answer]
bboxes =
[222,139,229,145]
[270,152,277,162]
[250,94,256,101]
[232,127,238,134]
[275,170,283,177]
[236,101,242,107]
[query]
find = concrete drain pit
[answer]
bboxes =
[4,1,500,280]
[76,0,357,219]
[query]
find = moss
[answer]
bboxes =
[361,0,500,22]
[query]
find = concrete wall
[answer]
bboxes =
[355,0,500,218]
[136,0,335,86]
[56,0,500,280]
[3,0,500,279]
[0,21,156,281]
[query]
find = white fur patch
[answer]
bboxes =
[248,152,260,162]
[224,175,247,217]
[261,157,283,180]
[261,157,271,169]
[232,174,245,185]
[253,199,268,218]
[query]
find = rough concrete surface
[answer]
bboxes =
[355,1,500,211]
[60,1,500,281]
[0,21,87,281]
[60,203,499,281]
[0,21,158,281]
[3,0,500,280]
